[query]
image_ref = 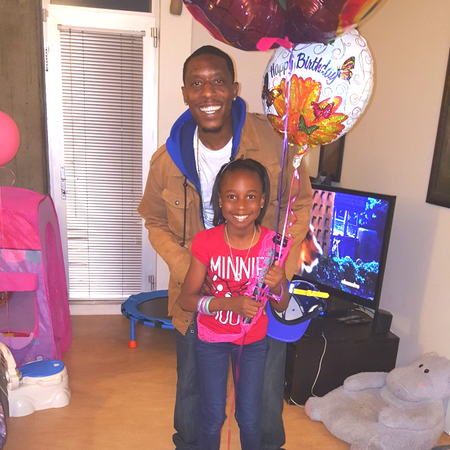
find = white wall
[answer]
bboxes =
[346,0,450,365]
[159,0,450,365]
[154,4,192,290]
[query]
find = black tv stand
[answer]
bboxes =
[284,312,399,405]
[322,296,354,317]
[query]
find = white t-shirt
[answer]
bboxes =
[193,127,232,229]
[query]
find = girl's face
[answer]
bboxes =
[218,169,265,232]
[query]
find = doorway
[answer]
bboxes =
[43,3,158,311]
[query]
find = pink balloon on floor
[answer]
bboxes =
[0,112,20,166]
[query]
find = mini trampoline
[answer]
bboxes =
[121,290,174,348]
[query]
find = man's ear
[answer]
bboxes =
[232,82,239,100]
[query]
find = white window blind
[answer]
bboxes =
[59,26,144,301]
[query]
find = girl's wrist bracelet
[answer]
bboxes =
[197,296,216,315]
[269,283,284,303]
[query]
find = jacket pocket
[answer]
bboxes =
[162,188,192,241]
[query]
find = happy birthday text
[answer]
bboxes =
[269,53,339,85]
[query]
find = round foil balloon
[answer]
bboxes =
[286,0,382,44]
[262,29,373,149]
[183,0,382,50]
[183,0,285,51]
[0,112,20,166]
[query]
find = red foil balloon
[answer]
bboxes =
[286,0,381,44]
[183,0,382,50]
[0,112,20,166]
[184,0,285,51]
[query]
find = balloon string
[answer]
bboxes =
[278,163,301,262]
[276,47,295,241]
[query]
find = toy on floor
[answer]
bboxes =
[121,290,174,348]
[305,353,450,450]
[0,341,70,417]
[0,187,72,367]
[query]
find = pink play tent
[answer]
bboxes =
[0,187,72,367]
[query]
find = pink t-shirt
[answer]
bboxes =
[192,224,270,345]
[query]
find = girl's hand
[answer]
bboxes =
[264,260,286,295]
[227,295,264,319]
[264,260,290,313]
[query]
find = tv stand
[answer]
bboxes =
[322,296,354,317]
[284,312,399,405]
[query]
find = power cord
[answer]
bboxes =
[310,331,328,397]
[288,331,328,407]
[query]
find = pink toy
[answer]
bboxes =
[0,187,72,366]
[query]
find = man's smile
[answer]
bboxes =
[199,105,222,114]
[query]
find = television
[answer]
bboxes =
[297,183,396,315]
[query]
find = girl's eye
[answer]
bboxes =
[248,195,256,200]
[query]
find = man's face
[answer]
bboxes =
[182,54,239,140]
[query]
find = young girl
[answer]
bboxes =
[179,158,291,450]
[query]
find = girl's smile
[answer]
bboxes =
[218,169,265,245]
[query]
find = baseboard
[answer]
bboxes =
[69,302,122,315]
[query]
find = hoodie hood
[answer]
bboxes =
[166,96,247,192]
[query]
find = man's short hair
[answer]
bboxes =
[183,45,235,84]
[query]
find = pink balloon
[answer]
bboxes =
[0,112,20,166]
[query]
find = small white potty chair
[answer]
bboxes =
[0,342,70,417]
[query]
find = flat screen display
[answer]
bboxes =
[298,184,396,312]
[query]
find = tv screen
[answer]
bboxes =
[297,183,396,313]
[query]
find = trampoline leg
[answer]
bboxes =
[129,321,137,348]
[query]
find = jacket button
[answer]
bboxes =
[175,200,179,205]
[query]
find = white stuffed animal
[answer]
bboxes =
[305,353,450,450]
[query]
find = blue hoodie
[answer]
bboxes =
[165,96,247,195]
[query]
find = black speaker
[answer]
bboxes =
[372,309,393,334]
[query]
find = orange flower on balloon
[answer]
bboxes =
[267,75,348,148]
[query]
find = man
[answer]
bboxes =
[138,45,312,450]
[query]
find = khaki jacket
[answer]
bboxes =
[139,112,312,334]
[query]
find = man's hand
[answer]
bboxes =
[200,275,214,296]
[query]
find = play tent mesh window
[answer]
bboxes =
[59,26,144,301]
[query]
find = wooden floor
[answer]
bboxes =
[4,315,450,450]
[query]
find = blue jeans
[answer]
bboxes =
[261,337,287,450]
[197,337,267,450]
[174,321,200,450]
[173,323,286,450]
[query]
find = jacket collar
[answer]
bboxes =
[238,114,284,172]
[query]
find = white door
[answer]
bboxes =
[43,3,158,309]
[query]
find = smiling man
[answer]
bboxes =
[138,46,312,450]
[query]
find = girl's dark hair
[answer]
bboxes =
[211,158,270,227]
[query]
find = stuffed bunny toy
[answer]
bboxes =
[305,353,450,450]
